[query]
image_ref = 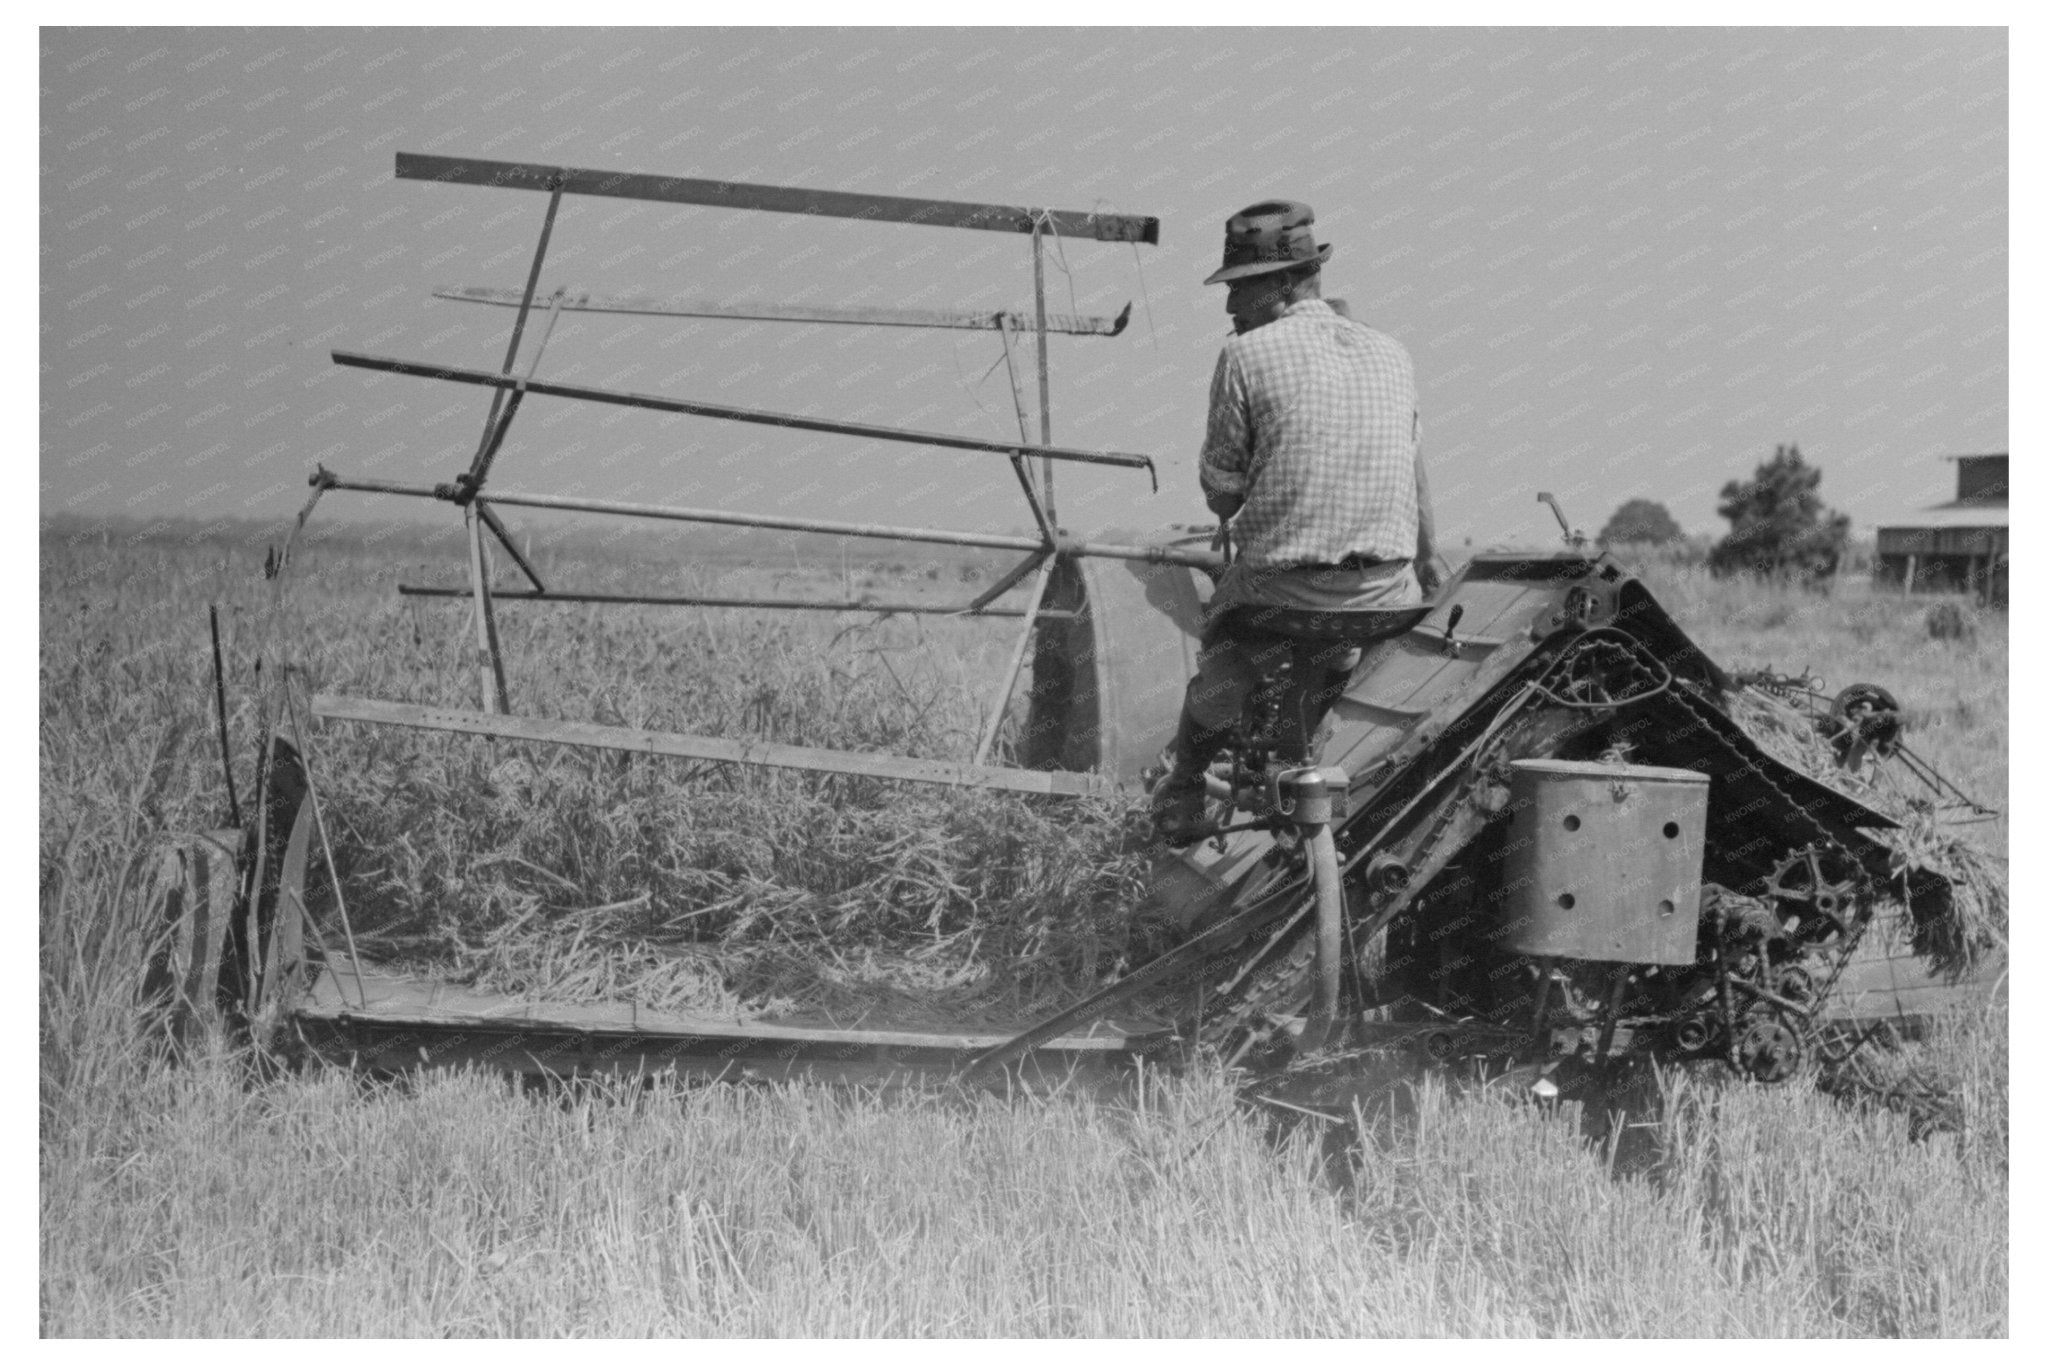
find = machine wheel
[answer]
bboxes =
[1828,683,1903,763]
[1733,1010,1808,1084]
[1762,846,1862,947]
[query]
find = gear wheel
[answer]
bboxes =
[1733,1010,1808,1084]
[1761,845,1863,947]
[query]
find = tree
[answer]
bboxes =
[1708,443,1852,583]
[1597,498,1684,546]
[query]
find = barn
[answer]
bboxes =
[1873,453,2007,606]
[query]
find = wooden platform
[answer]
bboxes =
[288,965,1170,1085]
[284,937,2004,1084]
[1822,947,2006,1029]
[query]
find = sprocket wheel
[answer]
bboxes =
[1733,1010,1808,1084]
[1761,845,1863,947]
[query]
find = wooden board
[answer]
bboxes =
[314,693,1114,799]
[289,966,1166,1085]
[396,152,1161,244]
[1821,950,2006,1026]
[298,967,1151,1051]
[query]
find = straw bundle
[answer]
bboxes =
[1720,686,2006,975]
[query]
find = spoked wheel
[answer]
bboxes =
[1761,845,1863,948]
[1827,682,1903,767]
[1732,1007,1809,1084]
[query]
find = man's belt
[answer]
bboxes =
[1300,554,1399,571]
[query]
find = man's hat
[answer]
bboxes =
[1202,200,1335,286]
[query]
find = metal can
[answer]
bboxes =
[1498,758,1709,965]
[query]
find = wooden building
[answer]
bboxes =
[1874,454,2007,605]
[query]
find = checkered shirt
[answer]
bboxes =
[1198,299,1420,568]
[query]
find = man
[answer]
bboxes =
[1151,200,1441,834]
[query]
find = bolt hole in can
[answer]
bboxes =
[1563,814,1581,832]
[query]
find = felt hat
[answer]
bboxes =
[1202,200,1335,285]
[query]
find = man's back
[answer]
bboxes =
[1199,298,1420,569]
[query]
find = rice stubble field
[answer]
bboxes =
[39,518,2008,1336]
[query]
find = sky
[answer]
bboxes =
[39,26,2007,551]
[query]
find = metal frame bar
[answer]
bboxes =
[395,584,1068,620]
[448,186,567,698]
[332,350,1156,480]
[435,285,1131,337]
[313,473,1221,569]
[309,153,1180,792]
[464,504,510,713]
[474,500,546,593]
[465,188,564,490]
[396,151,1160,244]
[974,555,1057,767]
[1032,222,1056,523]
[964,549,1051,613]
[314,693,1114,799]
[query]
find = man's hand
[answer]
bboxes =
[1416,554,1447,599]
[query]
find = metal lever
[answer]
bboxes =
[1536,492,1589,552]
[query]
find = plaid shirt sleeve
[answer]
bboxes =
[1198,348,1251,498]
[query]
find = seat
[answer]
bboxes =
[1208,604,1431,646]
[1205,606,1432,770]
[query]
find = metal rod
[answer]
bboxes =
[467,290,566,498]
[240,728,276,1016]
[464,202,561,491]
[975,556,1055,766]
[464,504,510,714]
[964,549,1051,613]
[207,605,241,828]
[993,313,1036,445]
[317,474,1222,568]
[313,692,1114,799]
[460,386,527,501]
[993,314,1059,549]
[962,873,1315,1078]
[1032,221,1056,524]
[330,350,1156,478]
[1307,823,1345,1043]
[436,285,1132,337]
[396,151,1161,244]
[473,500,546,593]
[500,185,563,386]
[466,186,564,489]
[396,584,1065,618]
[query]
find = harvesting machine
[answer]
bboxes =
[152,154,2001,1092]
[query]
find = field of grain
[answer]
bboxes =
[39,517,2008,1336]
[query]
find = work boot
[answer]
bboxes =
[1150,710,1231,840]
